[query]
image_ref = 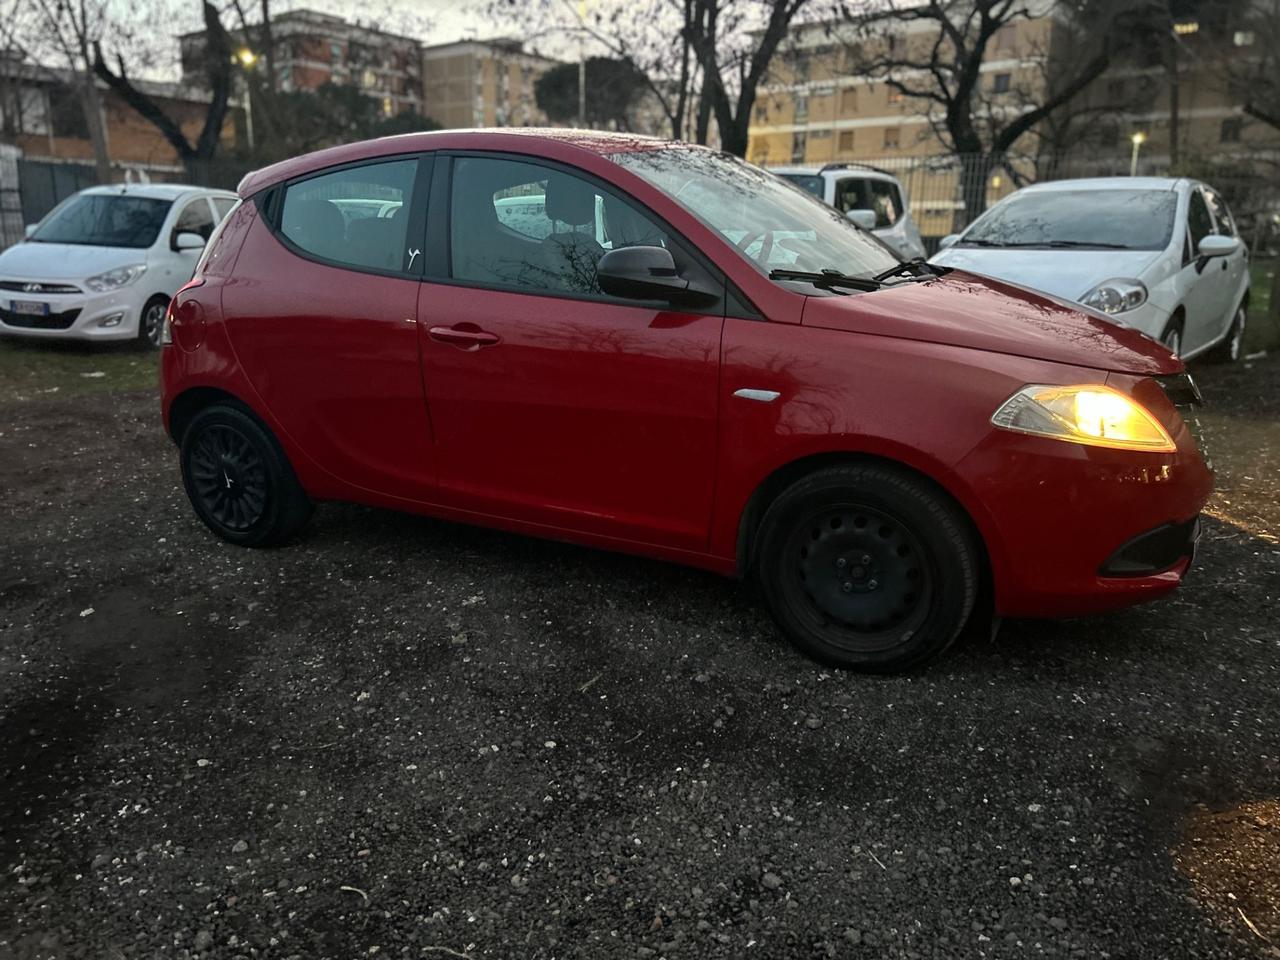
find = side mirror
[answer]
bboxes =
[1197,234,1239,259]
[938,234,960,250]
[846,208,877,230]
[24,224,37,238]
[596,245,717,306]
[174,231,206,252]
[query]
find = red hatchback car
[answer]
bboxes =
[161,129,1213,672]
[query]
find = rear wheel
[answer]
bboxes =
[1206,303,1246,363]
[138,295,169,348]
[754,464,979,672]
[180,404,312,547]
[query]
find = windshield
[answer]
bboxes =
[961,189,1177,250]
[31,194,172,248]
[612,147,900,280]
[777,173,824,198]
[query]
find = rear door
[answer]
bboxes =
[220,154,436,501]
[416,153,725,552]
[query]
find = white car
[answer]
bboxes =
[931,177,1250,361]
[771,162,927,259]
[0,184,238,347]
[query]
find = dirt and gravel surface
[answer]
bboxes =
[1,351,1278,960]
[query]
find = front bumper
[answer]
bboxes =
[0,286,145,341]
[958,373,1213,619]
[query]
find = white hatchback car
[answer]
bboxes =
[771,163,927,259]
[0,184,237,346]
[931,177,1250,361]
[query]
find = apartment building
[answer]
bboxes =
[179,9,423,117]
[421,39,559,129]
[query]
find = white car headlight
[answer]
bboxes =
[1080,278,1147,315]
[84,264,147,293]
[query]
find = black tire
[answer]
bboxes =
[754,464,979,673]
[1205,302,1246,364]
[179,403,312,547]
[1158,315,1185,357]
[138,294,170,348]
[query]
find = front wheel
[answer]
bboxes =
[754,464,979,672]
[180,404,312,547]
[1205,303,1246,363]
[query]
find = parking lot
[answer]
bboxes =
[0,338,1277,959]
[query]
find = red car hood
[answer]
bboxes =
[802,270,1180,376]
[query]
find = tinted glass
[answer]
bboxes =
[961,189,1177,250]
[281,158,417,272]
[1187,190,1213,247]
[450,156,670,296]
[31,194,172,248]
[174,198,215,242]
[613,147,899,278]
[778,173,824,198]
[1202,189,1236,237]
[833,177,903,227]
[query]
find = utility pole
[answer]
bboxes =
[577,0,587,127]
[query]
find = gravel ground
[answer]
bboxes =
[1,354,1278,960]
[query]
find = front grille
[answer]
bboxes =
[0,306,81,330]
[0,280,82,294]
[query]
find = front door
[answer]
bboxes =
[221,154,435,501]
[418,154,723,552]
[1179,187,1235,354]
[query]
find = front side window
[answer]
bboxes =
[1187,189,1213,249]
[961,189,1178,251]
[173,198,216,246]
[280,157,417,273]
[612,146,899,279]
[1202,189,1236,237]
[30,194,172,249]
[833,177,903,227]
[449,155,669,296]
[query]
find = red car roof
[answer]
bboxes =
[236,128,675,198]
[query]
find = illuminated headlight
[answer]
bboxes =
[84,264,147,292]
[1081,278,1147,315]
[992,384,1176,453]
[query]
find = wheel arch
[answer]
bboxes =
[734,450,995,599]
[167,385,251,444]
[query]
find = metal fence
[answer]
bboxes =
[0,145,23,250]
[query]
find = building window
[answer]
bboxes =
[791,131,807,162]
[838,130,855,153]
[330,41,342,61]
[840,88,858,113]
[882,127,900,150]
[992,73,1011,94]
[755,104,768,122]
[811,128,832,140]
[1233,30,1255,46]
[887,87,904,104]
[994,24,1017,53]
[794,95,808,122]
[1220,117,1242,143]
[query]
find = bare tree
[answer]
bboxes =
[92,1,233,176]
[1221,0,1280,132]
[5,0,113,178]
[838,0,1157,223]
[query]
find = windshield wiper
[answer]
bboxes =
[873,258,945,283]
[961,239,1132,250]
[768,268,881,291]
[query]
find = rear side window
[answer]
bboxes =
[833,177,903,228]
[280,158,417,273]
[212,197,237,221]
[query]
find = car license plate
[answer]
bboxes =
[11,299,50,316]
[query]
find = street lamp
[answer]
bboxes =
[1129,131,1146,176]
[233,47,257,152]
[576,0,588,128]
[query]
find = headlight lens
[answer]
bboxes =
[992,384,1176,452]
[1081,278,1147,315]
[84,264,147,293]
